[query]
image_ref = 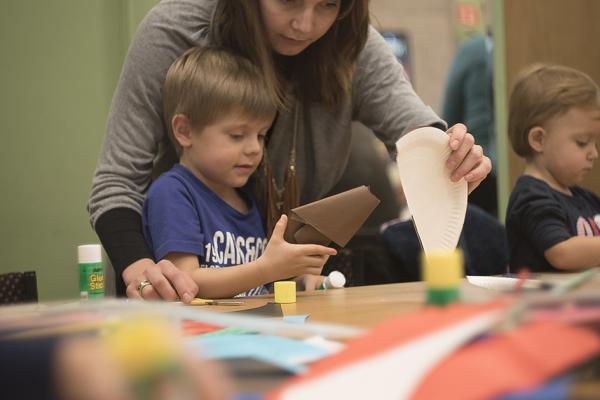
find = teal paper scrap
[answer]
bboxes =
[188,334,330,373]
[283,315,309,323]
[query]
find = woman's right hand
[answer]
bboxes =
[123,258,199,302]
[256,215,337,282]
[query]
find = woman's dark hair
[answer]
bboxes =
[212,0,370,109]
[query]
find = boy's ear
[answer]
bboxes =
[527,126,546,153]
[172,114,193,147]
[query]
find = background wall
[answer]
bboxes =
[0,0,458,301]
[0,0,156,301]
[370,0,456,112]
[500,0,600,201]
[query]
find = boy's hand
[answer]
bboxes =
[257,215,337,282]
[445,123,492,193]
[295,274,326,291]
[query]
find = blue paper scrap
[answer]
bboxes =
[187,334,330,373]
[283,315,309,323]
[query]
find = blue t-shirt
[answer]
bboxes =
[142,164,268,296]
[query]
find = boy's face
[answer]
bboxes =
[537,106,600,188]
[180,113,273,197]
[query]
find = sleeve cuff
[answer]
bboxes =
[94,208,154,296]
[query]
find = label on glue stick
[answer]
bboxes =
[79,262,104,298]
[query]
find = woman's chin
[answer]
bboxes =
[273,47,305,56]
[271,39,311,56]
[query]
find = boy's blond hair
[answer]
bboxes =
[508,63,600,159]
[163,47,277,155]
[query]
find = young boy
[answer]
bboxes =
[142,47,336,298]
[506,64,600,272]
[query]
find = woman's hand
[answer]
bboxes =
[256,215,337,282]
[445,123,492,193]
[123,258,198,302]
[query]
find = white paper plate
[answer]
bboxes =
[395,127,467,253]
[466,276,546,291]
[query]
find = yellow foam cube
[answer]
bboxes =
[421,249,463,288]
[274,281,296,304]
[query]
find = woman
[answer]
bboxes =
[88,0,491,301]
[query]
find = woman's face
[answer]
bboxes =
[258,0,341,56]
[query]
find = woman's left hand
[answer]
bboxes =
[445,123,492,193]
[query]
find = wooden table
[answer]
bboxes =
[215,274,598,328]
[209,281,428,329]
[272,281,426,327]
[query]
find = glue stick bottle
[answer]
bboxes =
[318,271,346,290]
[422,249,463,306]
[78,244,105,299]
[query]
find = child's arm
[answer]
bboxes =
[165,215,336,299]
[544,236,600,270]
[165,252,267,298]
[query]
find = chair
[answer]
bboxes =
[0,271,38,304]
[379,204,508,281]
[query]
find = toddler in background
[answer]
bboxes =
[506,64,600,272]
